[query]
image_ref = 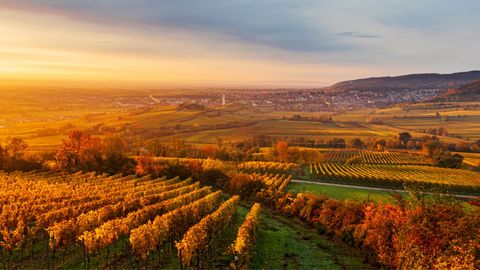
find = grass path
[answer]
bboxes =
[250,208,373,270]
[288,181,397,202]
[290,179,478,200]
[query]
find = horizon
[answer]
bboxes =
[0,2,479,269]
[1,1,480,89]
[2,70,480,92]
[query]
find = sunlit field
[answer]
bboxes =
[3,98,478,152]
[1,1,480,269]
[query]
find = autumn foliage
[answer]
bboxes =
[55,130,135,174]
[231,203,261,269]
[176,196,240,268]
[262,189,480,269]
[135,154,162,175]
[55,130,102,172]
[227,173,266,198]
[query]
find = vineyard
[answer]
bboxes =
[0,171,266,269]
[321,149,431,165]
[231,203,261,269]
[237,161,299,175]
[309,163,480,194]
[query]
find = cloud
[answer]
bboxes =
[0,0,479,87]
[0,0,354,53]
[336,31,381,39]
[359,0,480,32]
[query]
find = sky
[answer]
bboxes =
[0,0,479,89]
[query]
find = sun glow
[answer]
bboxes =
[0,7,379,89]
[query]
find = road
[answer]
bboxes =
[291,179,479,200]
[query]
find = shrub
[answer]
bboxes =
[228,173,265,198]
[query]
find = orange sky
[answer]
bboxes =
[0,7,343,89]
[0,1,478,89]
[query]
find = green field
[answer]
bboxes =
[250,207,373,269]
[287,182,397,203]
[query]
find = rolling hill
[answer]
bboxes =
[440,80,480,101]
[327,70,480,92]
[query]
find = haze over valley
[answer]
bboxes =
[0,1,479,270]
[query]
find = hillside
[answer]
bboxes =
[441,80,480,101]
[327,70,480,92]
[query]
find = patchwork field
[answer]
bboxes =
[2,97,478,152]
[459,152,480,167]
[308,163,480,194]
[155,119,416,145]
[370,102,480,141]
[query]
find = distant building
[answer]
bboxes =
[222,94,226,106]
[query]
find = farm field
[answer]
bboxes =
[373,103,480,141]
[456,152,480,168]
[2,97,478,151]
[330,103,480,142]
[155,119,416,145]
[384,116,480,141]
[308,163,480,194]
[319,149,431,165]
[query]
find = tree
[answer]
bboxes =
[329,138,346,148]
[55,130,103,172]
[421,139,441,157]
[135,154,160,175]
[376,143,385,152]
[347,138,364,149]
[5,137,28,159]
[434,152,464,168]
[228,174,265,198]
[145,138,166,156]
[406,141,416,150]
[398,132,412,147]
[272,141,289,162]
[103,151,136,175]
